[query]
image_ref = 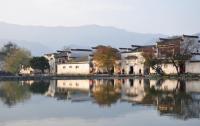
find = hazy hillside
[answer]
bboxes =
[0,22,167,55]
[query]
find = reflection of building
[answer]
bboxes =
[121,79,149,103]
[150,79,178,91]
[150,79,200,119]
[21,80,34,85]
[45,80,92,101]
[57,80,91,91]
[45,80,56,97]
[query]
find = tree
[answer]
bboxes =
[142,52,164,75]
[93,45,121,74]
[30,57,50,73]
[1,42,17,56]
[4,48,31,73]
[166,39,197,75]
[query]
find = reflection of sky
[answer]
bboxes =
[1,108,199,126]
[0,94,148,123]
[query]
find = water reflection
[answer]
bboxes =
[92,79,121,106]
[0,79,200,120]
[0,81,30,107]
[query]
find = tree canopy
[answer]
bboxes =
[30,57,49,73]
[4,47,31,73]
[93,45,121,74]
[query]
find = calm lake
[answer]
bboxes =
[0,79,200,126]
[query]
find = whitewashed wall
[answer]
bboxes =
[44,54,56,74]
[185,62,200,74]
[121,52,145,75]
[19,67,34,75]
[150,63,178,75]
[57,63,90,75]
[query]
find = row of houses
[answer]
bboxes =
[20,34,200,75]
[120,34,200,75]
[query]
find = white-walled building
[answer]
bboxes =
[121,52,145,75]
[57,62,90,75]
[154,35,200,74]
[44,53,57,74]
[120,45,155,75]
[19,66,34,75]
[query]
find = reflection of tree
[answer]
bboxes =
[0,81,30,106]
[93,80,121,107]
[143,81,197,120]
[28,81,50,94]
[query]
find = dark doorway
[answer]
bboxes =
[122,69,125,74]
[129,66,134,74]
[139,69,142,75]
[180,63,185,74]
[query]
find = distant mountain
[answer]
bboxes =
[0,22,167,56]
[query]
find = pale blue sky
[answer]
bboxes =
[0,0,199,35]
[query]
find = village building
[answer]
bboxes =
[55,50,71,64]
[57,62,90,75]
[19,65,34,75]
[120,45,156,75]
[153,35,200,74]
[56,48,93,75]
[44,53,57,74]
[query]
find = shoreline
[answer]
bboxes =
[1,74,200,81]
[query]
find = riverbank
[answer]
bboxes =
[1,73,200,81]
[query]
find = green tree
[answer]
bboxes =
[28,81,50,94]
[4,48,31,73]
[30,57,50,73]
[93,45,121,74]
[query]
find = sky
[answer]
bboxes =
[0,0,199,35]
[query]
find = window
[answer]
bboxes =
[63,66,66,69]
[69,66,72,68]
[76,66,79,69]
